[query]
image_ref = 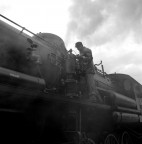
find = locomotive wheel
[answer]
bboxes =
[104,134,119,144]
[121,131,133,144]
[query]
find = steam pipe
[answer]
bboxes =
[116,106,141,115]
[101,64,105,77]
[113,112,140,123]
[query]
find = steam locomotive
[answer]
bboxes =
[0,14,142,144]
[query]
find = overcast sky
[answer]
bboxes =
[1,0,142,84]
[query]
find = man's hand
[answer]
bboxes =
[76,55,85,60]
[76,54,80,58]
[81,56,86,59]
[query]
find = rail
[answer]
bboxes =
[0,14,40,37]
[0,14,60,49]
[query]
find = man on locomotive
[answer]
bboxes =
[75,42,102,102]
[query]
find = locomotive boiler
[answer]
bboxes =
[0,14,142,144]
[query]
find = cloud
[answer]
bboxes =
[93,35,142,83]
[66,0,142,46]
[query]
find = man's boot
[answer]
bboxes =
[89,92,103,103]
[89,93,97,103]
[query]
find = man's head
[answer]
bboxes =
[75,42,83,51]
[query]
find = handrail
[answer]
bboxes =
[0,14,57,48]
[0,14,38,36]
[0,14,67,48]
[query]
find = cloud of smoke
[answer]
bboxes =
[66,0,142,46]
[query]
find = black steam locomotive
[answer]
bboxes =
[0,14,142,144]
